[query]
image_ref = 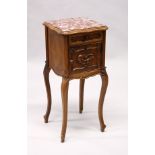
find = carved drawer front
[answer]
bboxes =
[69,32,103,45]
[69,44,101,73]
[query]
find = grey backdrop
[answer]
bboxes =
[28,0,127,61]
[28,1,128,155]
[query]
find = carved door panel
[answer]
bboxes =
[69,43,101,73]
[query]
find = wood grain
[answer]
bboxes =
[79,79,85,113]
[98,69,108,132]
[61,78,69,142]
[43,62,52,123]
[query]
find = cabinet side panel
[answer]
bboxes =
[48,29,68,76]
[101,31,106,68]
[44,26,49,65]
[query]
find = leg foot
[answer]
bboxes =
[43,115,48,123]
[100,124,106,132]
[98,69,108,132]
[79,79,85,113]
[43,63,51,123]
[61,78,69,142]
[61,136,65,143]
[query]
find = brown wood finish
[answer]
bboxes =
[43,26,52,123]
[43,19,109,142]
[43,62,51,123]
[48,29,69,77]
[69,43,101,74]
[98,69,108,132]
[69,31,103,46]
[61,78,69,142]
[79,79,85,113]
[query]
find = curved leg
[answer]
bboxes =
[79,79,85,113]
[43,63,52,123]
[61,78,69,142]
[98,69,108,132]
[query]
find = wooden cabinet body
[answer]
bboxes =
[45,27,107,79]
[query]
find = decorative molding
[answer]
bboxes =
[77,53,95,66]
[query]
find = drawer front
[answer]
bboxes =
[69,32,103,45]
[69,43,101,73]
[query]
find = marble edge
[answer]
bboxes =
[43,22,108,35]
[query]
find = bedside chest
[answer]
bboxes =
[43,17,109,142]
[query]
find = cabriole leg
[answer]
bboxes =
[43,62,52,123]
[79,79,85,113]
[98,69,108,132]
[61,78,69,142]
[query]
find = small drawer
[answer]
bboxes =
[69,43,101,73]
[69,32,103,45]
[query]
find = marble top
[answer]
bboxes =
[43,17,108,35]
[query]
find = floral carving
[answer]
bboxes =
[77,53,95,66]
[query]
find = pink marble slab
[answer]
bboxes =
[43,17,108,35]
